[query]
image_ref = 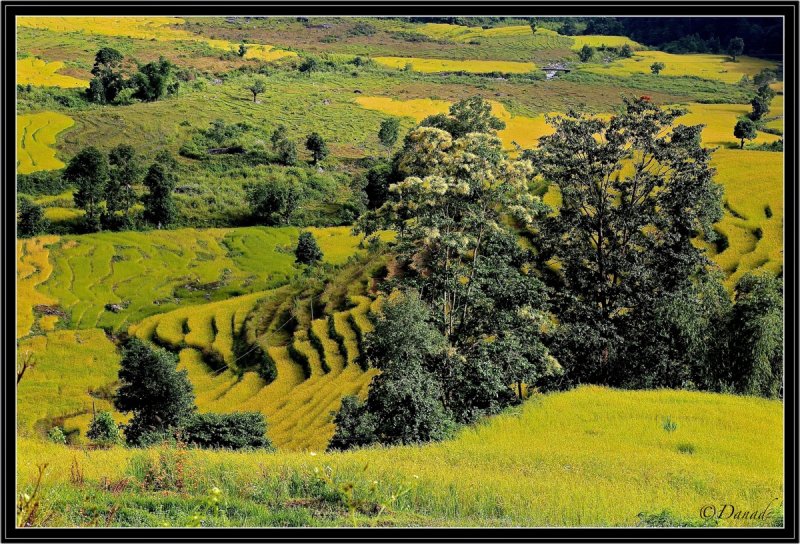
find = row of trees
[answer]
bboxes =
[64,146,178,231]
[579,17,780,58]
[88,47,179,105]
[329,95,783,450]
[734,75,780,149]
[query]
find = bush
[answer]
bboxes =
[181,412,273,450]
[295,231,323,265]
[349,22,376,36]
[86,410,120,446]
[47,426,66,444]
[17,197,48,237]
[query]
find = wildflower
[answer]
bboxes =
[309,451,317,456]
[211,486,221,496]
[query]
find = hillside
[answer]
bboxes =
[17,386,783,527]
[14,14,785,531]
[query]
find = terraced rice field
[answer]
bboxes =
[17,235,59,338]
[17,16,296,61]
[582,51,776,84]
[17,57,89,88]
[19,226,370,333]
[17,111,75,174]
[373,57,537,74]
[707,149,783,287]
[128,291,380,451]
[355,96,556,151]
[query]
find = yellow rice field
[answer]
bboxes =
[583,51,776,84]
[354,96,555,151]
[373,57,536,74]
[17,17,296,62]
[17,57,88,88]
[17,111,74,174]
[678,102,781,147]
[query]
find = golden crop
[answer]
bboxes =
[17,57,88,88]
[17,112,74,174]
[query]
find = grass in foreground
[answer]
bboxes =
[17,386,783,527]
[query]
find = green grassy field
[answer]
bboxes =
[17,386,783,527]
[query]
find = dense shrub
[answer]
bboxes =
[295,231,324,265]
[86,410,120,446]
[181,412,273,450]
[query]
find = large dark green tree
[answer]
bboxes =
[305,132,329,165]
[341,97,555,446]
[131,57,178,102]
[295,231,323,265]
[87,47,124,104]
[104,144,141,229]
[726,273,783,398]
[728,37,745,61]
[114,338,195,446]
[65,147,109,232]
[734,118,757,149]
[531,97,724,386]
[142,153,178,228]
[245,178,301,225]
[329,291,452,449]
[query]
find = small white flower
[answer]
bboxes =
[309,451,317,456]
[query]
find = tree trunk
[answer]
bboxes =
[253,92,257,103]
[740,138,744,149]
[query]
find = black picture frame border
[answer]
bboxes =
[2,1,797,542]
